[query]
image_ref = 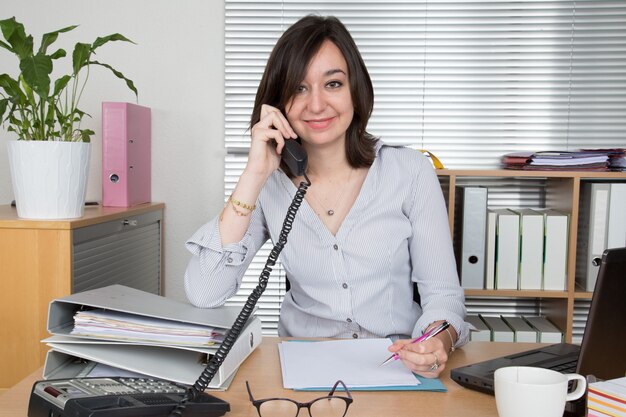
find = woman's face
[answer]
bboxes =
[286,40,354,147]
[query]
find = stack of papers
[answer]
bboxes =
[582,148,626,171]
[278,338,447,392]
[42,285,263,390]
[501,151,610,171]
[587,376,626,417]
[72,309,226,346]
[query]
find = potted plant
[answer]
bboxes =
[0,16,138,219]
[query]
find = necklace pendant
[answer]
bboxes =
[327,209,335,216]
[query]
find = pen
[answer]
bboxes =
[379,321,450,366]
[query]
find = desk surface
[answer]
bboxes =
[0,338,543,417]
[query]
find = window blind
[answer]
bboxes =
[224,0,626,334]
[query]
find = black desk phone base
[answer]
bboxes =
[28,377,230,417]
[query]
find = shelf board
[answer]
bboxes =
[437,168,626,179]
[573,292,594,300]
[464,289,569,298]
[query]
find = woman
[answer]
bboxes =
[185,15,469,377]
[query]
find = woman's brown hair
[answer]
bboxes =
[250,15,378,177]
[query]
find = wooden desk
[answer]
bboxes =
[0,339,544,417]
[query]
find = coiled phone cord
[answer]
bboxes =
[168,175,310,417]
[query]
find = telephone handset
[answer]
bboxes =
[281,139,308,176]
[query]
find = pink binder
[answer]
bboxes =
[102,102,152,207]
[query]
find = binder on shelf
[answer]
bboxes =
[492,209,520,290]
[484,210,498,290]
[466,315,491,342]
[540,209,569,291]
[607,183,626,249]
[480,315,514,342]
[523,316,563,343]
[577,183,611,292]
[102,102,151,207]
[514,209,544,290]
[45,285,261,388]
[453,186,488,289]
[501,316,538,343]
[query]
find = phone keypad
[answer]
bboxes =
[115,378,187,394]
[73,377,187,395]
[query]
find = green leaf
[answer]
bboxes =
[49,48,66,60]
[72,42,91,75]
[91,33,135,50]
[44,99,56,124]
[0,17,22,50]
[72,107,90,119]
[18,73,35,102]
[0,98,8,121]
[52,75,71,96]
[0,17,19,41]
[89,60,138,98]
[0,39,12,53]
[38,25,78,54]
[0,18,34,60]
[79,129,94,143]
[19,53,53,98]
[0,73,23,98]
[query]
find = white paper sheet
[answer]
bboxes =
[278,339,420,389]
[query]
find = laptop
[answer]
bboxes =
[451,247,626,395]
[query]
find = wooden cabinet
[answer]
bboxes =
[437,170,626,343]
[0,203,164,391]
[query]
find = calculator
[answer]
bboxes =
[28,377,230,417]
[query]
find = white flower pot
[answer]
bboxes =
[7,141,91,219]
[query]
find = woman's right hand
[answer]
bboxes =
[247,104,298,178]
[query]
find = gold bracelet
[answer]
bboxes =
[230,196,256,212]
[228,196,255,217]
[445,327,456,353]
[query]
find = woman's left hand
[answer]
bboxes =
[387,336,448,378]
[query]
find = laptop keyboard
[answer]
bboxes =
[549,360,578,374]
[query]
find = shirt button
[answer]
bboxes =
[227,257,233,263]
[342,283,348,289]
[352,333,358,339]
[333,244,339,250]
[346,318,352,323]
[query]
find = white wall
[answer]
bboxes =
[0,0,225,301]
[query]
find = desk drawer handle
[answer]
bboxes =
[123,219,138,227]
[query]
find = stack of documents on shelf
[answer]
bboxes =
[582,148,626,171]
[42,285,262,389]
[587,376,626,417]
[277,339,446,392]
[501,151,610,171]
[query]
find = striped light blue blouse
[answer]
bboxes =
[185,142,470,347]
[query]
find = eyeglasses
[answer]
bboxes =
[246,380,353,417]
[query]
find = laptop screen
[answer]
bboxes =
[577,247,626,380]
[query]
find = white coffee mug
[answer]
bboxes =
[494,366,587,417]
